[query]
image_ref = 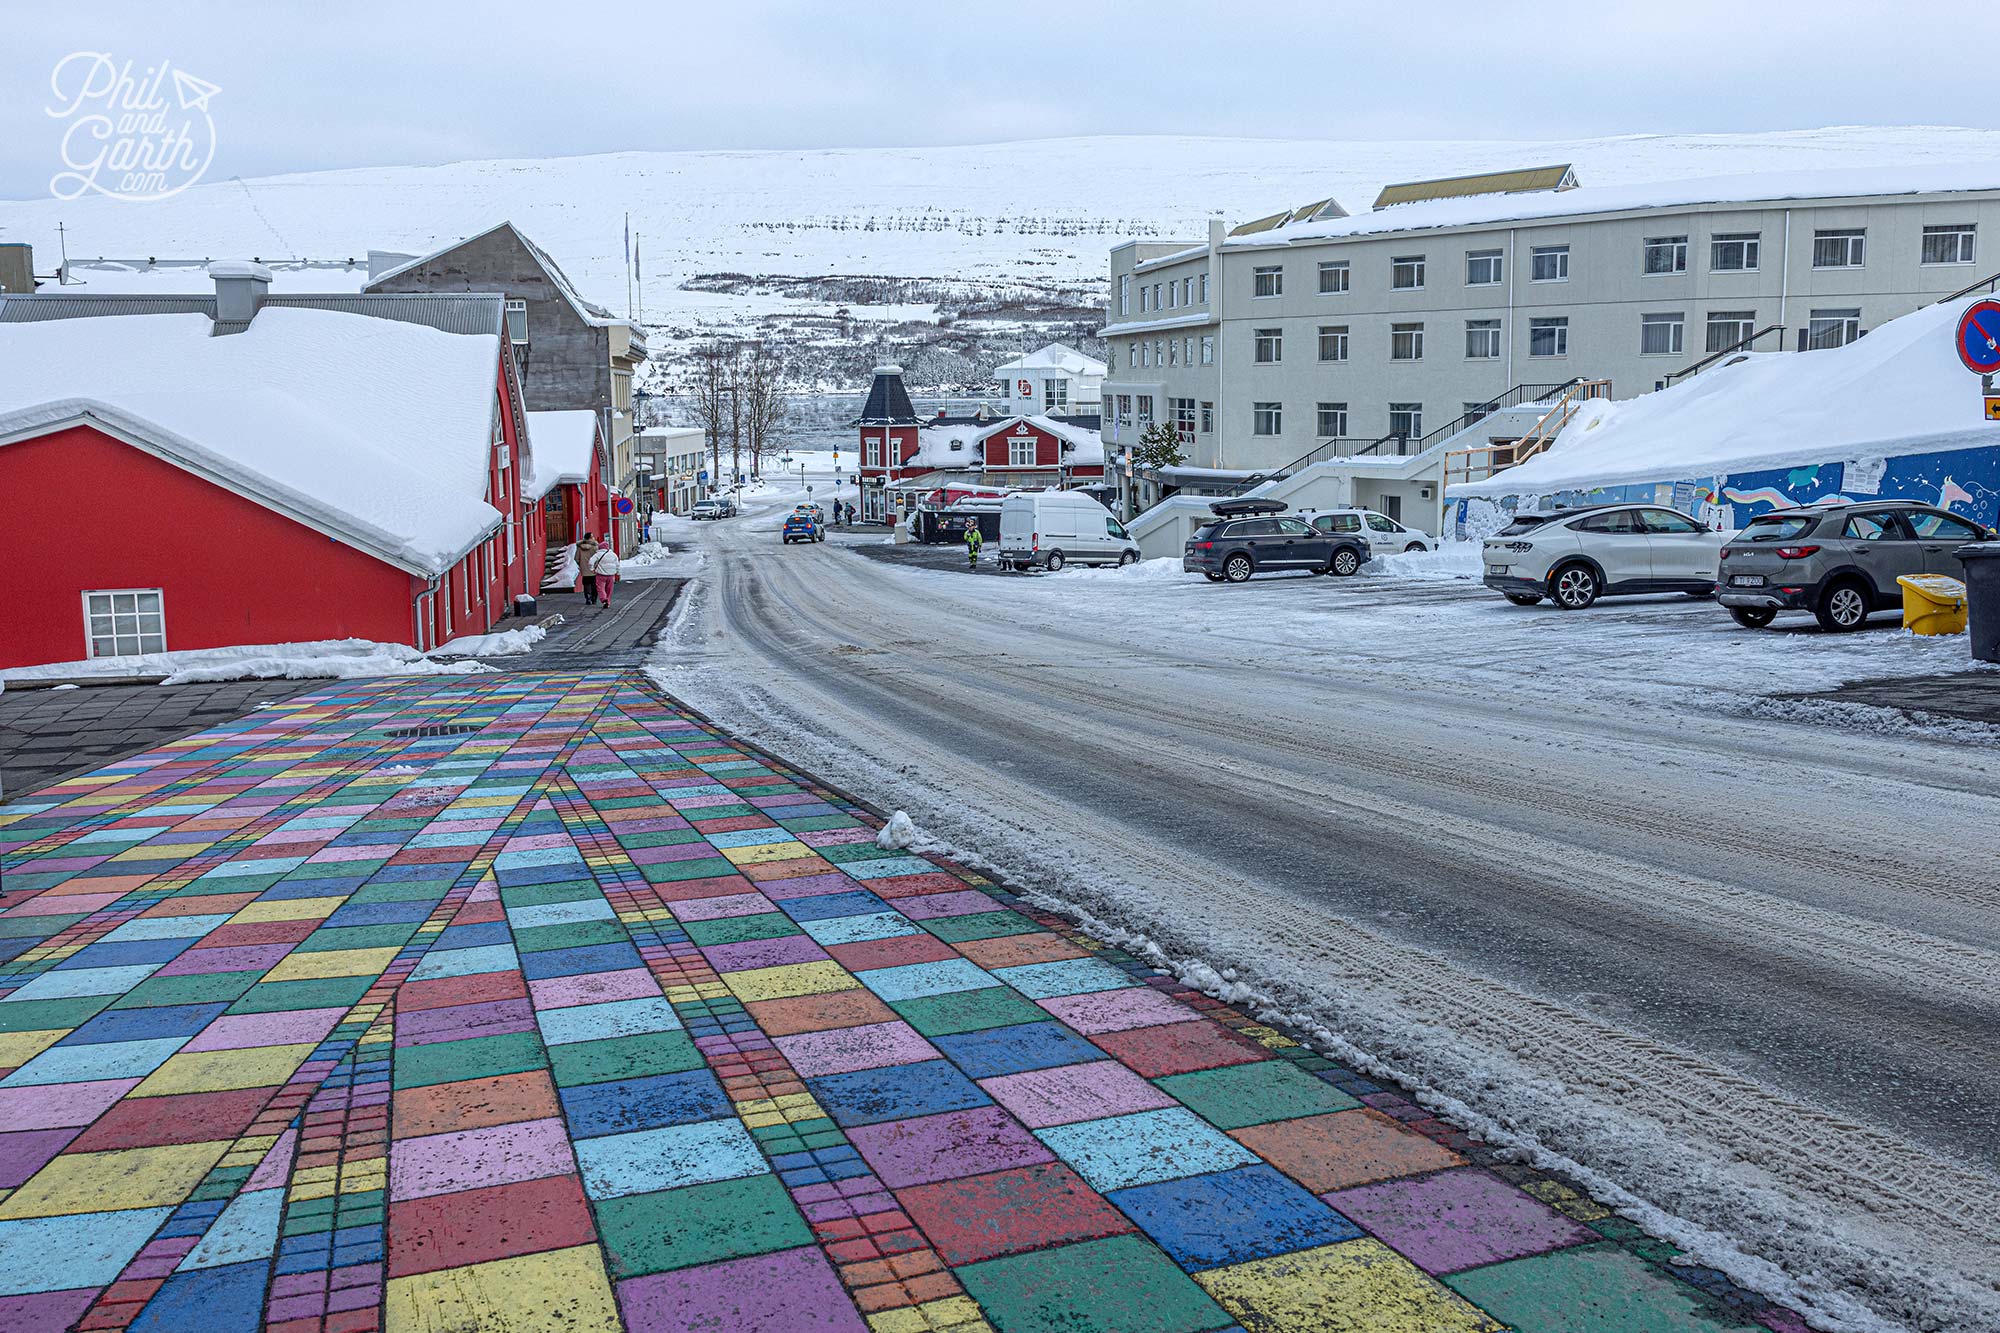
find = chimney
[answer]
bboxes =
[0,243,33,294]
[211,260,272,329]
[1208,216,1226,250]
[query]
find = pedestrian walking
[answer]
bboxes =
[844,502,856,526]
[965,522,983,570]
[590,539,621,610]
[573,533,600,605]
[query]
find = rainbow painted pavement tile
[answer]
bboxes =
[0,671,1811,1332]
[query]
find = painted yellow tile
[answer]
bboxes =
[1521,1178,1612,1221]
[721,960,857,1004]
[385,1243,620,1333]
[0,1139,230,1218]
[289,1176,337,1201]
[0,1029,68,1067]
[261,946,400,983]
[229,896,345,924]
[131,1043,316,1097]
[720,841,812,866]
[1194,1239,1503,1333]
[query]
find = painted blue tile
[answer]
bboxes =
[1107,1164,1363,1270]
[776,891,887,923]
[805,1059,991,1128]
[323,900,433,928]
[130,1260,267,1332]
[0,1207,174,1296]
[54,939,191,970]
[560,1069,731,1138]
[0,1037,187,1087]
[933,1022,1105,1080]
[60,1003,228,1046]
[507,898,617,930]
[178,1189,284,1272]
[517,942,643,980]
[1,963,161,1001]
[575,1120,767,1198]
[432,921,512,951]
[1036,1109,1259,1193]
[855,958,995,1002]
[989,958,1134,1000]
[406,943,518,982]
[797,912,922,947]
[99,915,232,943]
[537,997,682,1046]
[829,856,938,881]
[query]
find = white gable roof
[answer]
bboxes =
[1451,295,2000,498]
[525,409,600,500]
[0,308,503,574]
[996,342,1107,377]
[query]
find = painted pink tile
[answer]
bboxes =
[979,1060,1177,1128]
[1038,987,1198,1035]
[669,892,776,922]
[528,967,658,1009]
[774,1022,939,1078]
[388,1116,576,1201]
[182,1007,347,1052]
[896,891,1000,921]
[0,1078,142,1129]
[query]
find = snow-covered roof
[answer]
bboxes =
[0,308,504,574]
[1450,295,2000,498]
[995,342,1107,377]
[909,414,1104,469]
[366,222,638,334]
[1227,162,2000,249]
[525,409,600,500]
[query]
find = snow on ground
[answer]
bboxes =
[2,639,505,685]
[431,622,553,657]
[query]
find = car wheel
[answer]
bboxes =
[1405,542,1426,553]
[1045,551,1066,572]
[1328,547,1361,577]
[1551,562,1600,609]
[1503,593,1543,606]
[1223,554,1254,583]
[1117,551,1137,567]
[1729,607,1776,629]
[1814,580,1869,632]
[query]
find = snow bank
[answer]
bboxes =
[1052,556,1193,583]
[1369,542,1483,580]
[432,622,552,657]
[1,638,503,685]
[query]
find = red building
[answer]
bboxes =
[856,364,925,524]
[525,409,610,590]
[0,264,538,667]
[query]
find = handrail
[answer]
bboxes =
[1441,379,1611,492]
[1409,378,1580,451]
[1935,268,2000,305]
[1660,324,1785,387]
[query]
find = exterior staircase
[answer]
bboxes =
[540,543,575,594]
[1441,379,1610,491]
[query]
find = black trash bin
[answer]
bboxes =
[1958,542,2000,663]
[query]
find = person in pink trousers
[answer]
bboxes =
[589,537,620,610]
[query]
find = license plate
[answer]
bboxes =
[1486,564,1508,576]
[1728,574,1766,588]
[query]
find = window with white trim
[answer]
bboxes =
[84,589,164,658]
[1008,436,1037,467]
[1166,281,1177,309]
[504,299,528,345]
[1199,401,1213,433]
[1391,256,1425,290]
[1173,398,1197,438]
[1806,307,1862,350]
[1465,249,1503,286]
[1317,260,1350,294]
[1643,236,1687,275]
[1922,224,1976,265]
[1315,402,1348,438]
[865,436,881,466]
[1252,402,1282,435]
[1141,342,1151,368]
[1044,379,1069,412]
[1253,265,1283,297]
[1167,339,1178,367]
[1254,328,1283,363]
[1811,229,1865,269]
[1139,284,1150,313]
[1710,232,1760,272]
[1152,283,1162,310]
[1387,403,1422,438]
[1136,396,1154,428]
[1317,325,1348,362]
[1118,274,1130,315]
[1115,394,1132,427]
[1464,319,1501,359]
[1128,343,1137,368]
[1639,312,1685,356]
[1184,337,1194,365]
[1390,322,1424,361]
[1705,310,1756,353]
[1530,245,1569,282]
[1528,316,1568,357]
[1181,277,1192,304]
[1199,272,1209,302]
[1199,335,1214,365]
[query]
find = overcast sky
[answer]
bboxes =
[5,0,1997,201]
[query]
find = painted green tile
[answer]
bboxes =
[0,994,115,1030]
[597,1175,811,1277]
[611,830,704,850]
[296,923,417,952]
[392,1031,546,1090]
[547,1030,702,1087]
[499,881,600,907]
[112,971,263,1009]
[1154,1060,1360,1131]
[228,975,375,1014]
[684,914,798,947]
[890,987,1048,1037]
[640,858,738,884]
[513,920,630,953]
[956,1234,1230,1333]
[1445,1244,1759,1332]
[922,911,1042,944]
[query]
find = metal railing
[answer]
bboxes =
[1935,268,2000,305]
[1660,325,1786,388]
[1441,379,1611,492]
[1406,379,1582,452]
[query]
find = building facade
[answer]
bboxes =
[636,426,707,516]
[993,342,1106,417]
[366,223,650,552]
[1100,169,2000,521]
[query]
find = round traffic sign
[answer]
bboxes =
[1955,299,2000,373]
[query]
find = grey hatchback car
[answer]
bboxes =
[1717,501,1993,630]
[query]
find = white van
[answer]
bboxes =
[998,491,1140,571]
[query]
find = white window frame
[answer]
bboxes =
[1806,307,1862,350]
[1464,249,1503,286]
[1044,379,1069,412]
[1008,437,1037,467]
[1390,322,1424,361]
[82,588,166,659]
[1118,274,1130,315]
[1710,232,1761,273]
[1199,335,1214,365]
[1167,339,1179,367]
[1642,236,1688,276]
[1530,245,1569,283]
[1317,325,1349,362]
[1115,394,1132,428]
[1464,319,1501,360]
[1387,403,1422,438]
[1141,342,1151,368]
[1811,229,1865,269]
[1705,310,1757,354]
[1136,396,1154,428]
[1253,265,1284,298]
[1173,398,1197,439]
[1128,343,1137,368]
[1199,272,1209,303]
[1252,402,1282,436]
[1166,281,1177,309]
[865,436,882,467]
[1254,328,1283,363]
[504,298,528,345]
[1317,260,1350,294]
[1921,224,1976,266]
[1315,402,1348,439]
[1391,256,1426,290]
[1181,276,1192,304]
[1528,316,1568,358]
[1199,401,1213,433]
[1639,312,1685,356]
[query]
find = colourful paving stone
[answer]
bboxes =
[0,670,1808,1333]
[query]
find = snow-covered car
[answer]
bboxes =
[1305,508,1436,556]
[691,496,737,520]
[1481,504,1722,608]
[782,510,824,543]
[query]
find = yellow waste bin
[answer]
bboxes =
[1897,574,1968,635]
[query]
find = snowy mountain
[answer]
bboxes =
[6,127,2000,391]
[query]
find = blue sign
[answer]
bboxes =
[698,469,708,481]
[1956,300,2000,374]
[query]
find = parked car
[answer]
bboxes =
[1184,509,1371,582]
[998,491,1139,571]
[691,496,737,520]
[1306,508,1436,556]
[782,508,824,543]
[1482,504,1722,608]
[1717,500,1994,631]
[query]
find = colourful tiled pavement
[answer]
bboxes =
[0,671,1812,1333]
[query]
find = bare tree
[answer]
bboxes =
[686,341,736,491]
[741,342,794,476]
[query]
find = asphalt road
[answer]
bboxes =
[653,497,2000,1326]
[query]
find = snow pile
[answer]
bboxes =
[0,638,506,685]
[1369,543,1484,580]
[524,410,599,500]
[626,541,673,566]
[432,622,551,657]
[1452,295,2000,498]
[1054,556,1193,583]
[0,309,503,573]
[875,810,919,850]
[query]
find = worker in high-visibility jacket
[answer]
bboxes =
[965,523,983,569]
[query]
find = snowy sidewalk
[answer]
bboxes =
[0,671,1807,1332]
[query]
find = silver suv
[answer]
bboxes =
[1718,501,1993,631]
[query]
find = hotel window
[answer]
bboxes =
[1044,379,1069,412]
[1199,401,1213,432]
[504,298,528,345]
[1118,274,1130,315]
[1128,343,1137,368]
[1139,285,1149,313]
[1390,322,1424,361]
[1387,403,1422,438]
[1705,310,1756,353]
[1464,319,1501,359]
[1922,224,1976,265]
[1806,307,1862,350]
[1317,260,1350,294]
[1639,312,1685,356]
[1812,229,1865,269]
[1643,235,1688,275]
[1115,394,1132,427]
[1141,342,1151,368]
[1166,282,1177,309]
[1254,328,1283,363]
[1199,272,1209,302]
[1009,437,1037,467]
[1528,316,1568,357]
[1173,398,1197,437]
[1181,277,1192,304]
[1153,340,1164,366]
[1184,337,1194,364]
[1136,396,1154,427]
[1465,249,1503,286]
[1252,402,1282,435]
[1167,339,1178,366]
[84,589,165,658]
[1530,245,1569,282]
[1391,256,1425,290]
[1317,325,1349,362]
[1315,402,1348,438]
[1253,265,1283,297]
[1199,335,1214,365]
[1153,283,1163,309]
[1710,232,1761,272]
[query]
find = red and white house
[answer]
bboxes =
[0,265,538,668]
[524,409,610,589]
